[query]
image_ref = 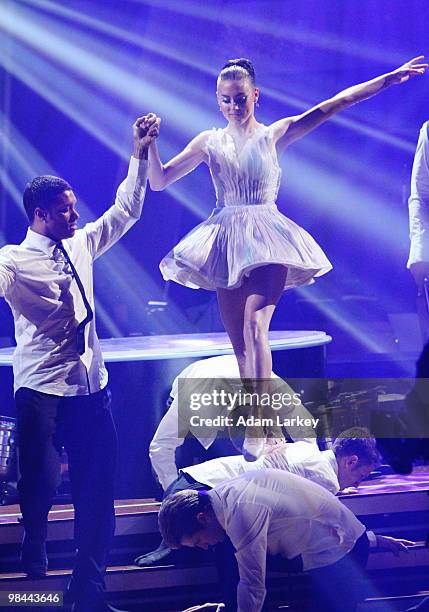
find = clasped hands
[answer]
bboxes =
[133,112,161,158]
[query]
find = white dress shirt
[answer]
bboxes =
[408,121,429,267]
[183,443,339,494]
[208,470,366,612]
[149,355,244,490]
[149,355,315,491]
[0,157,148,395]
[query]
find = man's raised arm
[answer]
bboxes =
[84,114,160,260]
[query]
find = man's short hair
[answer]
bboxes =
[23,175,72,222]
[158,489,213,548]
[333,427,381,466]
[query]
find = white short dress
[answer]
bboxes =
[160,124,332,291]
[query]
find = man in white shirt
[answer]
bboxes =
[180,425,378,494]
[149,354,320,491]
[0,114,159,612]
[159,470,414,612]
[149,355,243,493]
[137,426,378,566]
[408,121,429,342]
[137,354,319,566]
[148,354,299,493]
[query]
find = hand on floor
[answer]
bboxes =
[375,535,417,556]
[182,604,225,612]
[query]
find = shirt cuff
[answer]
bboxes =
[128,155,149,177]
[366,530,377,548]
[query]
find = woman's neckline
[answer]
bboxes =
[222,123,265,158]
[223,122,265,139]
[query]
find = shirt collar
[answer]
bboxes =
[324,449,339,475]
[207,489,226,529]
[23,228,59,255]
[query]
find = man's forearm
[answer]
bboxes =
[84,157,149,259]
[237,581,266,612]
[149,444,179,491]
[119,156,149,218]
[408,199,429,268]
[133,145,149,160]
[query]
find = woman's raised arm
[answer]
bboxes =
[149,126,211,191]
[272,56,427,152]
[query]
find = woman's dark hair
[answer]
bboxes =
[219,58,256,86]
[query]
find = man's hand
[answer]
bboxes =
[376,535,416,556]
[133,113,161,159]
[340,486,359,495]
[182,604,225,612]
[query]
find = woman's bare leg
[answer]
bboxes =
[216,285,250,378]
[243,264,287,379]
[217,285,253,451]
[217,265,287,459]
[241,264,288,458]
[217,264,287,379]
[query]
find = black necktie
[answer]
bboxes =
[55,242,94,355]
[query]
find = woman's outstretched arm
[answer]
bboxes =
[148,122,211,191]
[272,56,427,151]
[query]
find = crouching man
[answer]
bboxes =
[159,470,414,612]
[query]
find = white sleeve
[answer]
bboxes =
[228,502,270,612]
[312,471,340,495]
[366,530,377,547]
[83,157,148,260]
[149,397,186,491]
[149,359,213,490]
[408,123,429,267]
[0,247,16,297]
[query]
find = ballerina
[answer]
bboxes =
[147,56,426,460]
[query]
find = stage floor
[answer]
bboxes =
[1,468,428,532]
[0,469,427,611]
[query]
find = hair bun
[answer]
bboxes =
[220,58,256,84]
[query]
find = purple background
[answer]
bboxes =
[1,0,428,373]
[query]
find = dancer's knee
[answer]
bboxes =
[244,314,269,346]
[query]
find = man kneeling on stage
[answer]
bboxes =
[136,426,379,567]
[159,470,414,612]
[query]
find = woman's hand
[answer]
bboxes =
[387,56,428,85]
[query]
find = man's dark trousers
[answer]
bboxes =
[16,386,117,610]
[307,531,370,612]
